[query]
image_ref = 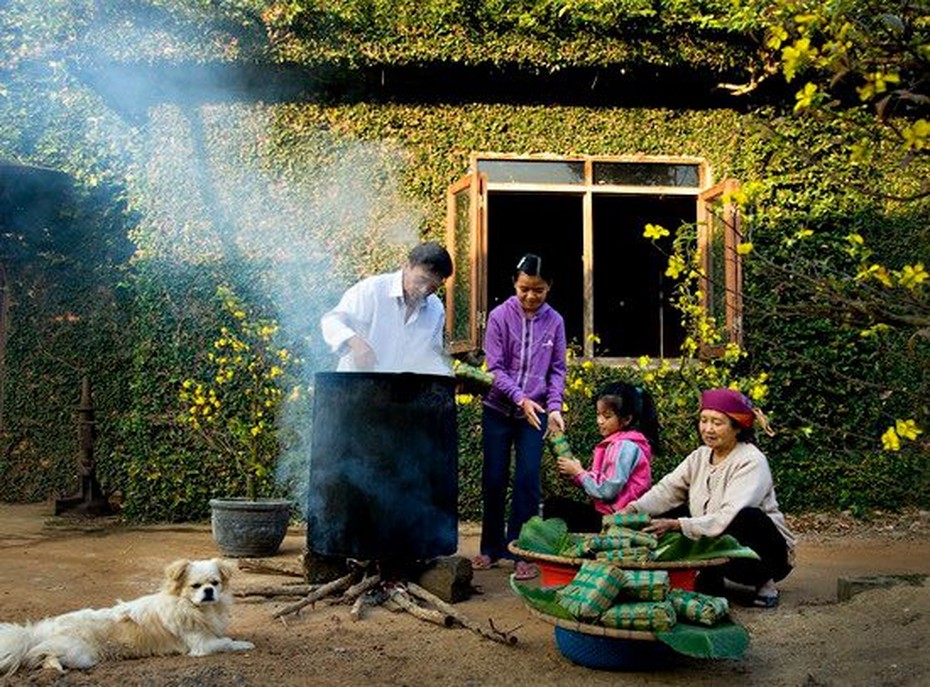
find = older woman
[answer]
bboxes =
[622,388,795,608]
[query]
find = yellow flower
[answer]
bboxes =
[902,119,930,151]
[898,263,928,290]
[781,38,817,82]
[881,427,900,451]
[856,264,893,287]
[643,223,670,240]
[859,323,890,338]
[871,265,894,288]
[895,419,923,441]
[723,343,742,363]
[638,355,652,369]
[793,82,818,113]
[666,255,686,279]
[737,242,753,255]
[765,25,788,50]
[857,71,900,101]
[749,384,768,402]
[795,228,814,239]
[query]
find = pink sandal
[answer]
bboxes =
[514,561,539,581]
[472,554,499,570]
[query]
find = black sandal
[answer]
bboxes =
[752,593,779,609]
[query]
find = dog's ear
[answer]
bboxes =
[214,558,236,586]
[163,559,190,595]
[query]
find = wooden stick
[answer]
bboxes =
[341,574,382,603]
[349,593,374,621]
[237,559,304,577]
[236,584,317,598]
[389,589,454,627]
[272,573,355,619]
[405,582,519,645]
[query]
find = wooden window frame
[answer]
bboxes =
[445,154,742,360]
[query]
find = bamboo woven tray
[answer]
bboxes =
[508,541,728,569]
[527,607,659,641]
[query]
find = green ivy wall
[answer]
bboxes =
[2,96,926,521]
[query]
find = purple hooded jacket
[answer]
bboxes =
[483,296,567,418]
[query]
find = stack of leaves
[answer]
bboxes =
[511,576,750,659]
[516,516,574,556]
[667,589,730,626]
[563,514,659,562]
[555,561,628,620]
[512,517,755,658]
[555,562,677,631]
[600,568,676,632]
[516,517,761,566]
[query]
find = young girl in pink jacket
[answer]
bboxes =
[546,381,659,532]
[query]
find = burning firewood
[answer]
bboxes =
[272,572,355,620]
[406,582,520,645]
[235,583,317,598]
[268,561,519,646]
[388,586,454,627]
[341,574,382,603]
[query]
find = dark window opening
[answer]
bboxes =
[592,195,692,358]
[485,192,585,348]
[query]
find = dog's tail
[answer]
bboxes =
[0,622,33,676]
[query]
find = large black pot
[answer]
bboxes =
[307,372,458,561]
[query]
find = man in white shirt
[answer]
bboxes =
[320,242,454,376]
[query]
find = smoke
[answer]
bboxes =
[2,1,432,514]
[131,105,428,513]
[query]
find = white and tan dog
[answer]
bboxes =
[0,558,254,675]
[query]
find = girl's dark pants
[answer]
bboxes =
[479,405,545,561]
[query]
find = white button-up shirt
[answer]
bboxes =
[320,270,451,376]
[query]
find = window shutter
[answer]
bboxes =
[444,172,487,354]
[697,179,743,354]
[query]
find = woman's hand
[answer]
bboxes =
[546,410,565,435]
[519,398,545,430]
[643,518,682,536]
[557,456,583,477]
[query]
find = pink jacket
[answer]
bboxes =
[573,430,653,515]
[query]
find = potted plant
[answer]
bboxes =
[179,285,297,557]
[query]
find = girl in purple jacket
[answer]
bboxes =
[473,254,567,580]
[546,381,659,533]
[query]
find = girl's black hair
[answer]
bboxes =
[594,381,661,454]
[514,253,552,284]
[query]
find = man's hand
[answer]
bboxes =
[348,335,376,370]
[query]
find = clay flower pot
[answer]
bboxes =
[209,497,292,558]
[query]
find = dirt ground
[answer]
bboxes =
[1,503,929,687]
